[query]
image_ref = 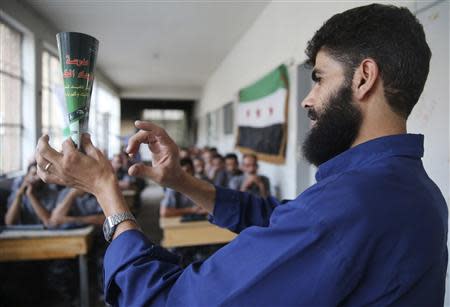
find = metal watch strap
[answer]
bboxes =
[105,212,136,242]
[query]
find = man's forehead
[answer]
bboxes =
[313,50,345,75]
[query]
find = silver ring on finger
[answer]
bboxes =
[44,162,53,172]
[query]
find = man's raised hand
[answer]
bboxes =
[126,121,183,189]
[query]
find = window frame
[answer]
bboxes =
[0,18,24,176]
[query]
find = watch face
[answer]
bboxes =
[103,220,111,241]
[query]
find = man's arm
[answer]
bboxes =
[52,188,81,217]
[4,183,27,225]
[209,186,278,233]
[64,214,105,225]
[104,203,356,306]
[26,185,51,225]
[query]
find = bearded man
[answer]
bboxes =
[35,4,447,306]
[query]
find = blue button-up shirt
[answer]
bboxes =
[104,134,447,306]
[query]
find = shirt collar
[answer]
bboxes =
[315,133,424,182]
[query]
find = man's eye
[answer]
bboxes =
[311,73,321,83]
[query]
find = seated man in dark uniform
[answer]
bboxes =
[5,162,58,226]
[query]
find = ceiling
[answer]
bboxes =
[24,0,270,99]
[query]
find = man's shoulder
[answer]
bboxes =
[300,165,446,235]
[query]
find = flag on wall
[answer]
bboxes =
[236,64,289,164]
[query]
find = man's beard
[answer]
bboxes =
[302,83,362,167]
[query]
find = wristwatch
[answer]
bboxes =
[103,211,137,242]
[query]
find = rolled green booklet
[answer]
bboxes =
[56,32,99,149]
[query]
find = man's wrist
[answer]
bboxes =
[112,220,140,241]
[95,176,130,217]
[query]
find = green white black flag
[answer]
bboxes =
[236,64,289,164]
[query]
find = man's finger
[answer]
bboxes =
[81,133,98,158]
[127,121,175,156]
[36,135,62,169]
[36,167,66,186]
[127,129,164,157]
[35,152,55,175]
[62,137,77,155]
[134,120,164,133]
[128,163,155,179]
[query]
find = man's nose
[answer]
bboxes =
[301,89,314,109]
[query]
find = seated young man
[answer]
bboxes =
[160,158,207,217]
[192,157,211,183]
[228,153,271,198]
[210,154,229,187]
[224,153,243,181]
[5,162,59,226]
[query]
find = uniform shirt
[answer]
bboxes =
[7,182,59,225]
[212,169,229,187]
[228,173,271,197]
[103,134,448,306]
[160,188,195,209]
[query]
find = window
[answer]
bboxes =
[0,21,22,175]
[41,50,65,150]
[89,84,120,157]
[142,109,187,146]
[223,102,234,135]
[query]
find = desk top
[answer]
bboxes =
[0,225,94,240]
[159,217,236,248]
[160,217,213,229]
[0,226,95,261]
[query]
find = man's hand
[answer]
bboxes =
[126,121,183,189]
[35,134,116,197]
[17,181,28,196]
[48,211,68,227]
[126,121,217,213]
[194,205,209,215]
[25,183,34,197]
[70,188,86,198]
[241,175,258,190]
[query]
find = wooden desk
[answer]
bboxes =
[160,217,236,248]
[0,226,94,307]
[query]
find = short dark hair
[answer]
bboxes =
[212,154,225,162]
[180,158,194,169]
[243,153,258,163]
[306,4,431,119]
[225,153,239,162]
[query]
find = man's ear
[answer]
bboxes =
[352,58,379,101]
